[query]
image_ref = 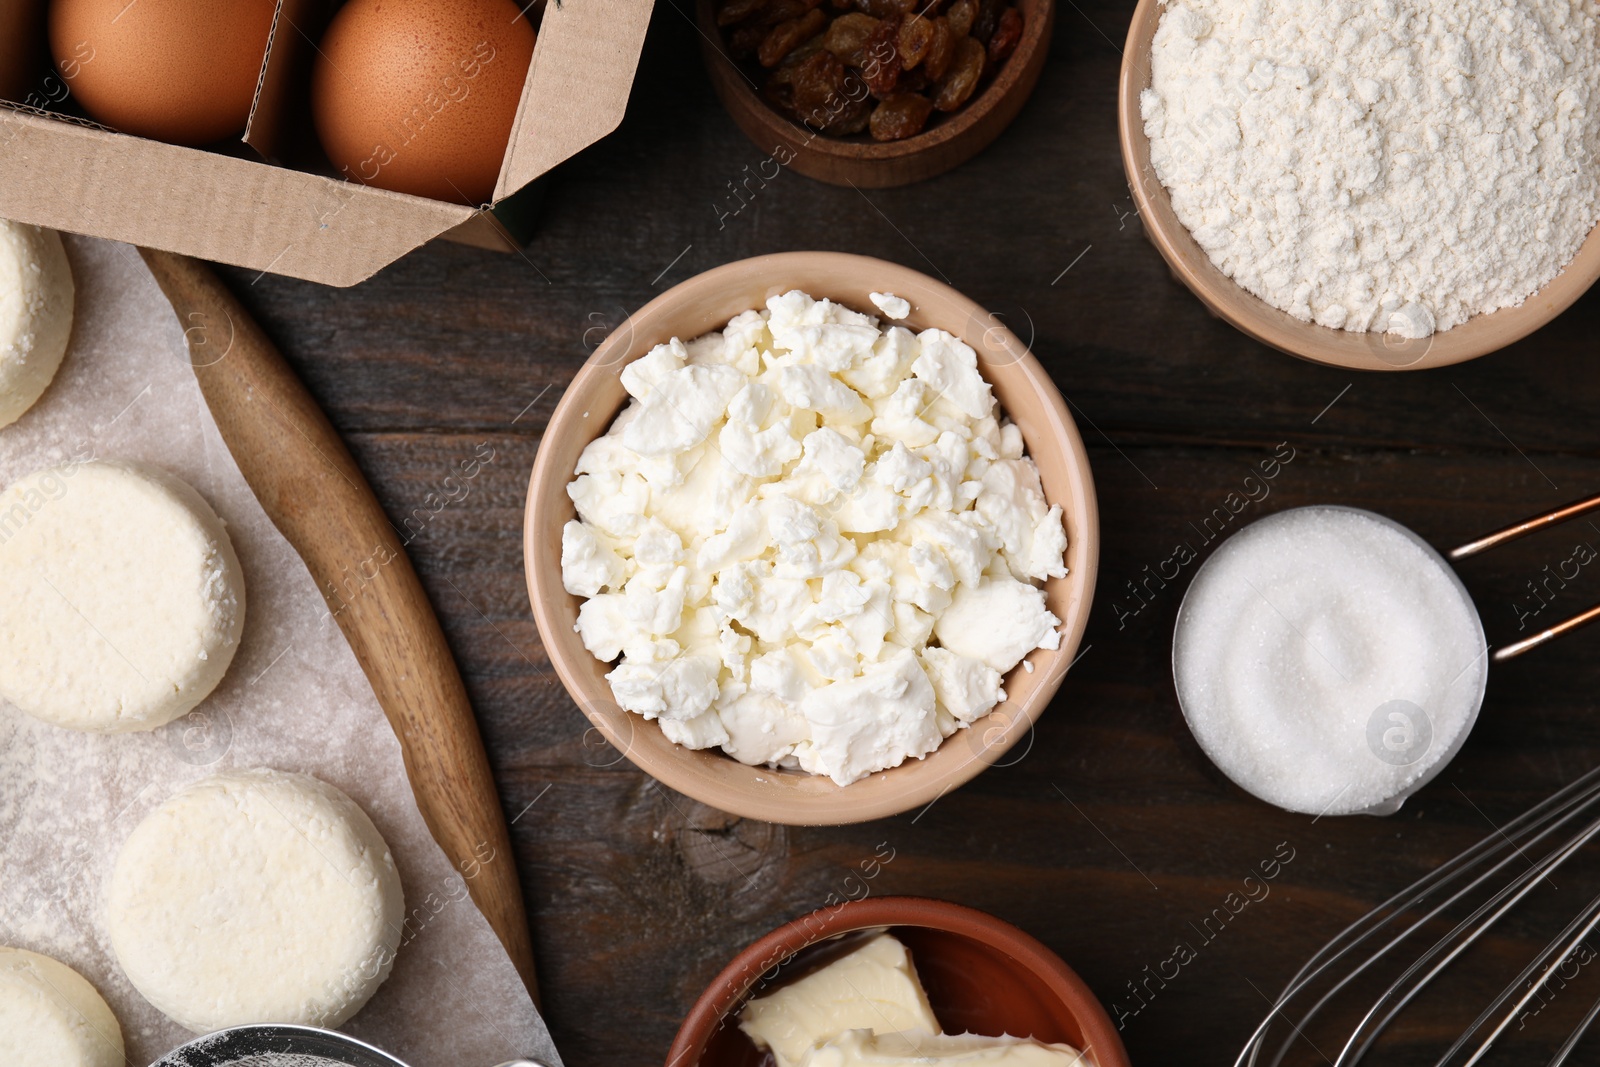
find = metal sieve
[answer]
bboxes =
[148,1023,550,1067]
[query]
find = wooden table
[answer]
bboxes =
[217,3,1600,1063]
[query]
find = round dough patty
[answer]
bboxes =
[0,947,124,1067]
[0,220,74,428]
[107,768,405,1032]
[0,459,246,732]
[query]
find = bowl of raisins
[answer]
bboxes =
[699,0,1053,187]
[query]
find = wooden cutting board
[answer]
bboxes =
[138,249,539,1006]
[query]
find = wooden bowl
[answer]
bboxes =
[696,0,1055,188]
[1118,0,1600,371]
[524,252,1098,826]
[665,896,1132,1067]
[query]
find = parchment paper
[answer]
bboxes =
[0,236,562,1067]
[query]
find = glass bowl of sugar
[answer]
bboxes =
[1172,506,1489,817]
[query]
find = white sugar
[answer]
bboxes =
[1174,506,1487,815]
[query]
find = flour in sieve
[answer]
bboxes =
[152,1030,343,1067]
[1140,0,1600,338]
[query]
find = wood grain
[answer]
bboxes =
[137,250,540,1006]
[210,2,1600,1064]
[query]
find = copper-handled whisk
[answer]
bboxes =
[1238,766,1600,1067]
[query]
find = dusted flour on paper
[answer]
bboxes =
[0,238,560,1067]
[1141,0,1600,337]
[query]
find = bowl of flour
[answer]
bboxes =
[1119,0,1600,370]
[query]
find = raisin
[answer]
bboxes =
[898,15,934,68]
[770,32,825,84]
[718,0,767,25]
[870,92,934,140]
[789,32,828,66]
[827,94,874,134]
[757,0,823,24]
[898,66,929,92]
[986,6,1022,61]
[792,48,844,123]
[825,66,876,132]
[972,0,1002,42]
[946,0,977,38]
[851,0,916,14]
[824,12,880,65]
[760,9,826,65]
[765,38,812,111]
[923,17,956,80]
[793,47,872,131]
[861,15,903,97]
[729,22,769,57]
[933,34,984,110]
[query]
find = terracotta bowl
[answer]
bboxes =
[1118,0,1600,371]
[524,251,1098,825]
[696,0,1055,188]
[665,896,1131,1067]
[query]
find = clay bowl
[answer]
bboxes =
[666,896,1131,1067]
[524,251,1098,825]
[1118,0,1600,371]
[696,0,1054,188]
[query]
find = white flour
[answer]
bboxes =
[1141,0,1600,338]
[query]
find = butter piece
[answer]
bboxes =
[799,1029,1092,1066]
[740,935,939,1067]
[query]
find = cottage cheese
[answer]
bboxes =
[563,291,1069,786]
[0,948,124,1067]
[0,220,74,429]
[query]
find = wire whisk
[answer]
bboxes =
[1239,766,1600,1067]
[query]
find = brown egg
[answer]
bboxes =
[0,0,46,103]
[311,0,535,205]
[48,0,276,145]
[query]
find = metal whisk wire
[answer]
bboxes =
[1238,766,1600,1067]
[1343,824,1600,1067]
[1443,888,1600,1067]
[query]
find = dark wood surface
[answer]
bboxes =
[215,3,1600,1064]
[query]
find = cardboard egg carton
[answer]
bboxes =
[0,0,654,286]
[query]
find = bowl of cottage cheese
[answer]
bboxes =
[1119,0,1600,369]
[524,252,1098,825]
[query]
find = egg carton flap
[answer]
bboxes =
[498,0,657,202]
[0,109,473,287]
[0,0,656,286]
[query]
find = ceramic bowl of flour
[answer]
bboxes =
[524,252,1099,825]
[1118,0,1600,371]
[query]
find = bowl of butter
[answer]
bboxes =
[666,896,1128,1067]
[524,252,1098,825]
